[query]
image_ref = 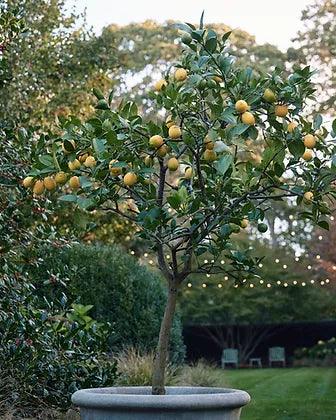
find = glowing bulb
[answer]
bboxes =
[187,283,192,288]
[295,257,299,262]
[166,255,170,259]
[284,282,288,287]
[302,282,306,286]
[204,259,208,264]
[221,260,225,265]
[277,280,281,285]
[307,265,312,270]
[144,253,148,258]
[211,259,215,263]
[130,250,135,255]
[289,214,294,220]
[330,216,334,221]
[234,284,238,288]
[275,259,280,263]
[318,235,323,240]
[249,284,254,288]
[326,278,330,283]
[293,280,297,285]
[218,283,223,288]
[310,280,315,284]
[243,278,247,283]
[149,260,154,265]
[283,264,287,269]
[316,255,320,260]
[202,283,207,288]
[267,283,271,288]
[332,266,336,271]
[206,274,211,278]
[224,276,229,281]
[260,280,264,284]
[321,281,325,285]
[258,263,263,268]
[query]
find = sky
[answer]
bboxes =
[75,0,311,51]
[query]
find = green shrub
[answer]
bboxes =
[294,337,336,366]
[30,243,185,363]
[0,274,117,417]
[115,347,178,386]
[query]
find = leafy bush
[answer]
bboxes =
[294,337,336,366]
[115,347,178,386]
[30,243,185,363]
[174,360,224,387]
[0,274,117,417]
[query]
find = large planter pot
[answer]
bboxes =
[72,386,250,419]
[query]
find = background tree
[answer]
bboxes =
[290,0,336,114]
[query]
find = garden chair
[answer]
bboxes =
[269,347,286,367]
[221,348,239,368]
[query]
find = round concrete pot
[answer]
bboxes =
[72,386,250,419]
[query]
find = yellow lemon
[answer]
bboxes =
[174,68,188,82]
[203,149,217,161]
[33,180,45,195]
[302,149,313,161]
[275,104,289,117]
[55,172,68,185]
[303,134,316,149]
[287,122,298,133]
[43,176,56,191]
[240,219,249,228]
[22,176,34,188]
[154,79,167,91]
[84,156,96,168]
[69,176,81,189]
[157,144,169,157]
[235,100,249,113]
[167,157,179,171]
[123,172,138,187]
[242,111,255,125]
[109,160,122,176]
[168,125,182,139]
[149,135,164,149]
[185,167,193,179]
[68,159,81,171]
[166,115,175,128]
[303,191,314,204]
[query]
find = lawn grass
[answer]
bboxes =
[222,367,336,420]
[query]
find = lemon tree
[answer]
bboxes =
[23,17,336,394]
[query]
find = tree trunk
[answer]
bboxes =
[152,282,179,395]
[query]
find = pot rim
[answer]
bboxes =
[72,386,251,410]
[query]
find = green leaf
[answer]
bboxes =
[332,119,336,135]
[59,195,78,203]
[222,31,232,43]
[313,114,323,130]
[317,220,329,230]
[92,138,106,156]
[214,154,233,175]
[199,11,205,29]
[229,124,249,138]
[288,140,305,158]
[221,108,237,124]
[39,155,54,167]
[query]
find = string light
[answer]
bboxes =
[260,280,264,284]
[218,283,223,288]
[293,280,297,285]
[283,264,287,269]
[149,260,154,265]
[267,283,271,288]
[234,284,238,288]
[277,280,281,285]
[187,283,192,288]
[330,216,334,221]
[295,257,300,262]
[318,235,323,240]
[310,280,315,284]
[275,259,280,263]
[316,255,321,260]
[302,282,306,286]
[130,250,135,255]
[249,284,254,288]
[166,255,170,259]
[258,263,263,268]
[284,283,288,287]
[221,260,225,265]
[332,266,336,271]
[224,276,228,281]
[243,278,247,283]
[202,283,207,288]
[307,265,312,270]
[206,274,211,278]
[326,279,330,283]
[321,281,325,285]
[204,259,208,264]
[144,253,148,258]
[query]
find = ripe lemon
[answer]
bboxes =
[302,149,313,161]
[55,172,68,185]
[123,172,138,187]
[185,167,193,179]
[69,176,81,189]
[43,176,56,191]
[303,191,314,204]
[168,125,182,139]
[203,149,217,161]
[154,79,167,91]
[174,68,188,82]
[22,176,34,188]
[157,144,169,157]
[275,105,288,117]
[144,156,154,167]
[167,157,179,171]
[303,134,316,149]
[287,122,298,133]
[263,88,277,103]
[109,160,122,176]
[33,180,45,195]
[204,135,214,150]
[149,135,164,149]
[241,219,249,228]
[242,111,255,125]
[166,115,175,128]
[84,156,96,168]
[68,159,81,171]
[78,153,89,163]
[235,100,249,113]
